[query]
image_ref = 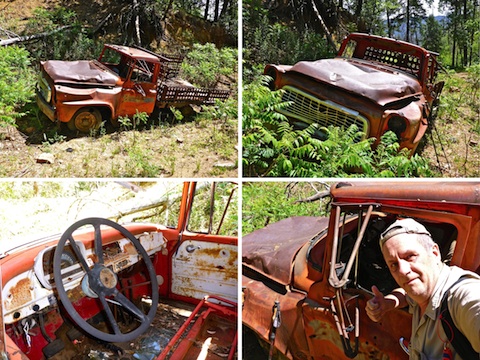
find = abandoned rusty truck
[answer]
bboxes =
[265,33,444,155]
[242,182,480,359]
[1,181,237,359]
[36,44,230,133]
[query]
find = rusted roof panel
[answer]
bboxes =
[290,58,422,106]
[242,216,329,285]
[105,44,160,63]
[330,182,480,205]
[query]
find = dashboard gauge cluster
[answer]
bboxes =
[33,241,90,290]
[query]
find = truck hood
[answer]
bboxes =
[42,60,119,86]
[290,58,422,106]
[242,216,329,285]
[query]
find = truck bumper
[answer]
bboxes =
[36,91,56,122]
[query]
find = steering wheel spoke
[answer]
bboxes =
[53,217,159,343]
[68,235,92,272]
[99,296,122,335]
[113,290,148,321]
[94,224,105,265]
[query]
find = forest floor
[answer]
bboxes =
[0,116,238,178]
[418,72,480,178]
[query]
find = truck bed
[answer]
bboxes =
[156,80,230,108]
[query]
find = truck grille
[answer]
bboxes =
[279,86,368,137]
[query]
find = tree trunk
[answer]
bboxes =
[463,0,468,66]
[133,0,141,45]
[452,2,458,68]
[386,8,392,38]
[204,0,210,20]
[406,0,410,42]
[0,26,73,46]
[309,0,338,53]
[214,0,220,21]
[161,0,175,22]
[219,0,230,20]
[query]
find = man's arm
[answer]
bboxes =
[366,286,407,322]
[450,278,480,353]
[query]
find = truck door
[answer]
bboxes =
[170,182,238,303]
[303,203,472,359]
[117,59,157,118]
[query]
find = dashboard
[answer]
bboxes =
[2,230,166,324]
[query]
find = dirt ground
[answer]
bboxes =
[0,118,238,178]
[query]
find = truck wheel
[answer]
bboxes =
[69,108,102,133]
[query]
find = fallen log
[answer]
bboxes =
[0,25,74,46]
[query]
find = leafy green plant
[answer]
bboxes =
[242,182,332,234]
[243,12,334,84]
[23,6,100,61]
[0,46,35,127]
[181,43,237,88]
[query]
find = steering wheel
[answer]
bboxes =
[53,217,159,343]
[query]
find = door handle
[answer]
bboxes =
[186,244,200,253]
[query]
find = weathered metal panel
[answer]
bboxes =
[171,240,237,302]
[242,216,329,286]
[290,59,422,106]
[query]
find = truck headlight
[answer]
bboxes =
[387,115,407,138]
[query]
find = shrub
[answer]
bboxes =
[0,46,35,127]
[180,43,237,88]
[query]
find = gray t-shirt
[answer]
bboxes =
[407,265,480,360]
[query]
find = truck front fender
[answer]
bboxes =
[56,100,114,123]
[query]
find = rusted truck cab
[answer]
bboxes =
[242,182,480,359]
[264,33,444,155]
[37,44,165,133]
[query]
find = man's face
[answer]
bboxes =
[381,235,441,304]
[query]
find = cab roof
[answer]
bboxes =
[331,181,480,208]
[104,44,160,63]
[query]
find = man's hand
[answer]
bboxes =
[366,286,406,322]
[366,286,387,322]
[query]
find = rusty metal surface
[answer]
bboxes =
[171,240,237,302]
[243,182,480,359]
[302,294,410,360]
[330,181,480,205]
[290,58,421,106]
[242,276,311,360]
[242,216,329,286]
[3,278,33,311]
[43,60,119,86]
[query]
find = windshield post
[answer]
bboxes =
[328,204,374,288]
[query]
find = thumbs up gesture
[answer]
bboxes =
[366,286,387,322]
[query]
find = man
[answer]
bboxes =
[365,218,480,359]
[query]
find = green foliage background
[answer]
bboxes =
[242,181,332,235]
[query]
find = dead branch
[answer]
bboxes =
[294,190,331,204]
[92,13,113,35]
[0,25,74,46]
[0,27,19,39]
